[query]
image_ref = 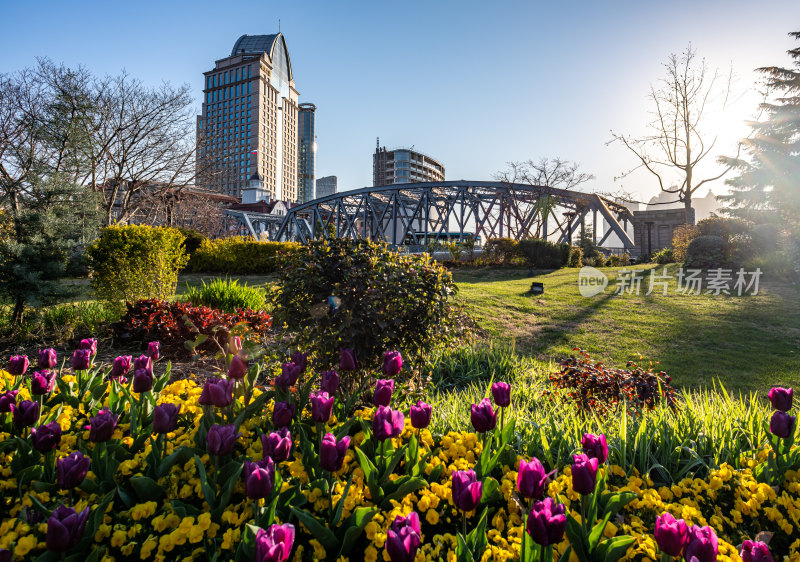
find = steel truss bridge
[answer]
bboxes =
[228,181,636,249]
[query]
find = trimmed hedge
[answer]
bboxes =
[518,239,570,269]
[685,235,728,269]
[186,237,300,274]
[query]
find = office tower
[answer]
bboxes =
[316,175,337,198]
[297,103,317,202]
[373,142,445,187]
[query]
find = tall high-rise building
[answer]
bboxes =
[297,103,317,202]
[316,175,337,198]
[197,33,299,201]
[373,142,445,186]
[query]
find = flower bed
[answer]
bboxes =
[0,344,798,561]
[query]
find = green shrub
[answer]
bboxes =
[176,227,207,258]
[652,247,675,264]
[568,246,583,267]
[481,238,523,265]
[606,253,630,267]
[749,223,779,254]
[671,224,698,262]
[187,237,300,274]
[518,238,570,269]
[745,250,796,281]
[696,216,752,240]
[684,235,728,269]
[269,238,457,378]
[184,277,267,312]
[86,225,188,310]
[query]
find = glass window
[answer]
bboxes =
[224,71,228,84]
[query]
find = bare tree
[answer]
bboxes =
[609,45,738,224]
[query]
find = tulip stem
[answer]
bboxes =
[521,514,527,562]
[499,407,505,443]
[327,470,334,522]
[462,512,467,542]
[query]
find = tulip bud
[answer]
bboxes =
[741,540,774,562]
[227,355,248,380]
[684,525,719,562]
[71,349,91,371]
[451,469,482,512]
[654,512,689,557]
[57,451,90,489]
[31,421,62,453]
[46,505,90,552]
[526,497,567,546]
[38,348,57,369]
[153,403,181,434]
[385,512,421,562]
[199,377,234,408]
[319,432,350,472]
[373,405,405,441]
[0,390,18,413]
[227,335,242,356]
[768,387,793,412]
[517,457,553,500]
[470,398,497,433]
[11,399,40,428]
[571,453,599,495]
[133,354,152,374]
[409,400,432,430]
[491,382,511,407]
[769,411,796,439]
[8,355,29,376]
[383,350,403,378]
[272,402,295,428]
[320,370,339,395]
[111,356,132,379]
[310,391,334,423]
[245,457,275,500]
[78,338,98,356]
[262,428,292,463]
[339,348,357,371]
[132,368,153,393]
[147,341,161,361]
[254,524,295,562]
[291,351,308,372]
[89,409,119,442]
[373,379,394,407]
[581,433,609,464]
[207,423,241,456]
[31,370,56,395]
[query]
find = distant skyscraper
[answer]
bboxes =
[297,103,317,202]
[197,33,300,201]
[373,142,445,186]
[316,175,337,198]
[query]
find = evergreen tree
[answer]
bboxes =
[720,32,800,226]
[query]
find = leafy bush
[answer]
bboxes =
[546,349,676,414]
[671,224,698,262]
[652,247,675,264]
[684,235,728,269]
[481,238,523,265]
[606,253,630,267]
[187,237,299,274]
[184,278,267,312]
[696,216,752,240]
[176,227,207,258]
[86,225,188,311]
[568,246,583,267]
[114,299,272,356]
[269,238,457,375]
[518,239,570,269]
[749,223,779,254]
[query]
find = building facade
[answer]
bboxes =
[316,175,337,198]
[373,143,445,186]
[197,33,299,201]
[297,103,317,202]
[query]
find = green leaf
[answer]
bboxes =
[600,491,636,519]
[332,474,353,526]
[598,535,635,562]
[588,512,612,551]
[129,476,165,502]
[290,507,338,553]
[564,514,589,561]
[466,506,489,560]
[194,455,218,510]
[480,477,500,504]
[338,507,378,556]
[380,476,428,509]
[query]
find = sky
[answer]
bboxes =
[1,0,798,203]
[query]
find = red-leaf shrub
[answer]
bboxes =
[114,299,272,356]
[547,348,676,413]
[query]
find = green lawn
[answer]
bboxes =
[452,264,800,394]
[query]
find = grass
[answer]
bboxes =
[452,264,800,394]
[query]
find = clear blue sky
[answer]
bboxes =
[1,0,798,201]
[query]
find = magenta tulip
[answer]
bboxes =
[227,355,248,380]
[373,405,405,441]
[373,379,395,407]
[385,511,421,562]
[254,523,295,562]
[491,382,511,407]
[470,398,497,433]
[132,368,153,393]
[571,453,599,495]
[452,469,482,512]
[310,391,334,423]
[654,512,689,557]
[133,354,152,374]
[320,432,350,472]
[581,433,609,464]
[291,351,308,372]
[38,348,57,369]
[741,540,774,562]
[770,411,796,439]
[339,348,357,371]
[11,399,39,428]
[245,457,275,500]
[198,377,234,408]
[31,370,56,395]
[31,421,62,453]
[111,356,132,379]
[320,370,339,395]
[272,401,295,428]
[383,350,403,377]
[517,457,553,500]
[8,355,29,376]
[409,400,432,430]
[147,341,161,360]
[71,349,91,371]
[275,362,302,390]
[153,403,181,434]
[57,451,90,489]
[207,423,241,456]
[78,338,97,356]
[89,409,118,442]
[684,525,719,562]
[526,497,567,546]
[768,387,793,412]
[0,390,18,413]
[262,428,292,463]
[46,505,90,552]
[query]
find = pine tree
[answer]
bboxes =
[720,32,800,225]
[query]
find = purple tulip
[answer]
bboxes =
[320,370,339,395]
[31,421,62,453]
[78,338,98,356]
[11,399,40,428]
[383,351,403,377]
[46,505,90,552]
[132,368,153,393]
[0,390,18,413]
[31,370,57,395]
[8,355,29,376]
[111,356,132,379]
[262,428,292,463]
[452,469,483,512]
[38,348,57,369]
[684,525,719,562]
[147,341,161,360]
[198,377,234,408]
[207,424,240,456]
[275,362,302,390]
[310,391,334,423]
[491,382,511,407]
[0,549,10,562]
[654,512,689,557]
[741,540,774,562]
[770,411,796,439]
[373,379,395,407]
[526,497,567,546]
[153,403,181,434]
[245,457,275,500]
[320,432,350,472]
[57,451,90,489]
[133,354,152,374]
[373,405,405,441]
[71,349,91,371]
[254,523,295,562]
[227,355,248,380]
[272,402,295,428]
[385,511,421,562]
[470,398,497,433]
[768,387,793,412]
[409,400,432,430]
[517,457,553,500]
[291,351,308,372]
[581,433,609,464]
[571,453,599,495]
[339,348,357,371]
[89,409,118,442]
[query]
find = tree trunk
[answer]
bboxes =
[11,297,24,326]
[684,197,695,225]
